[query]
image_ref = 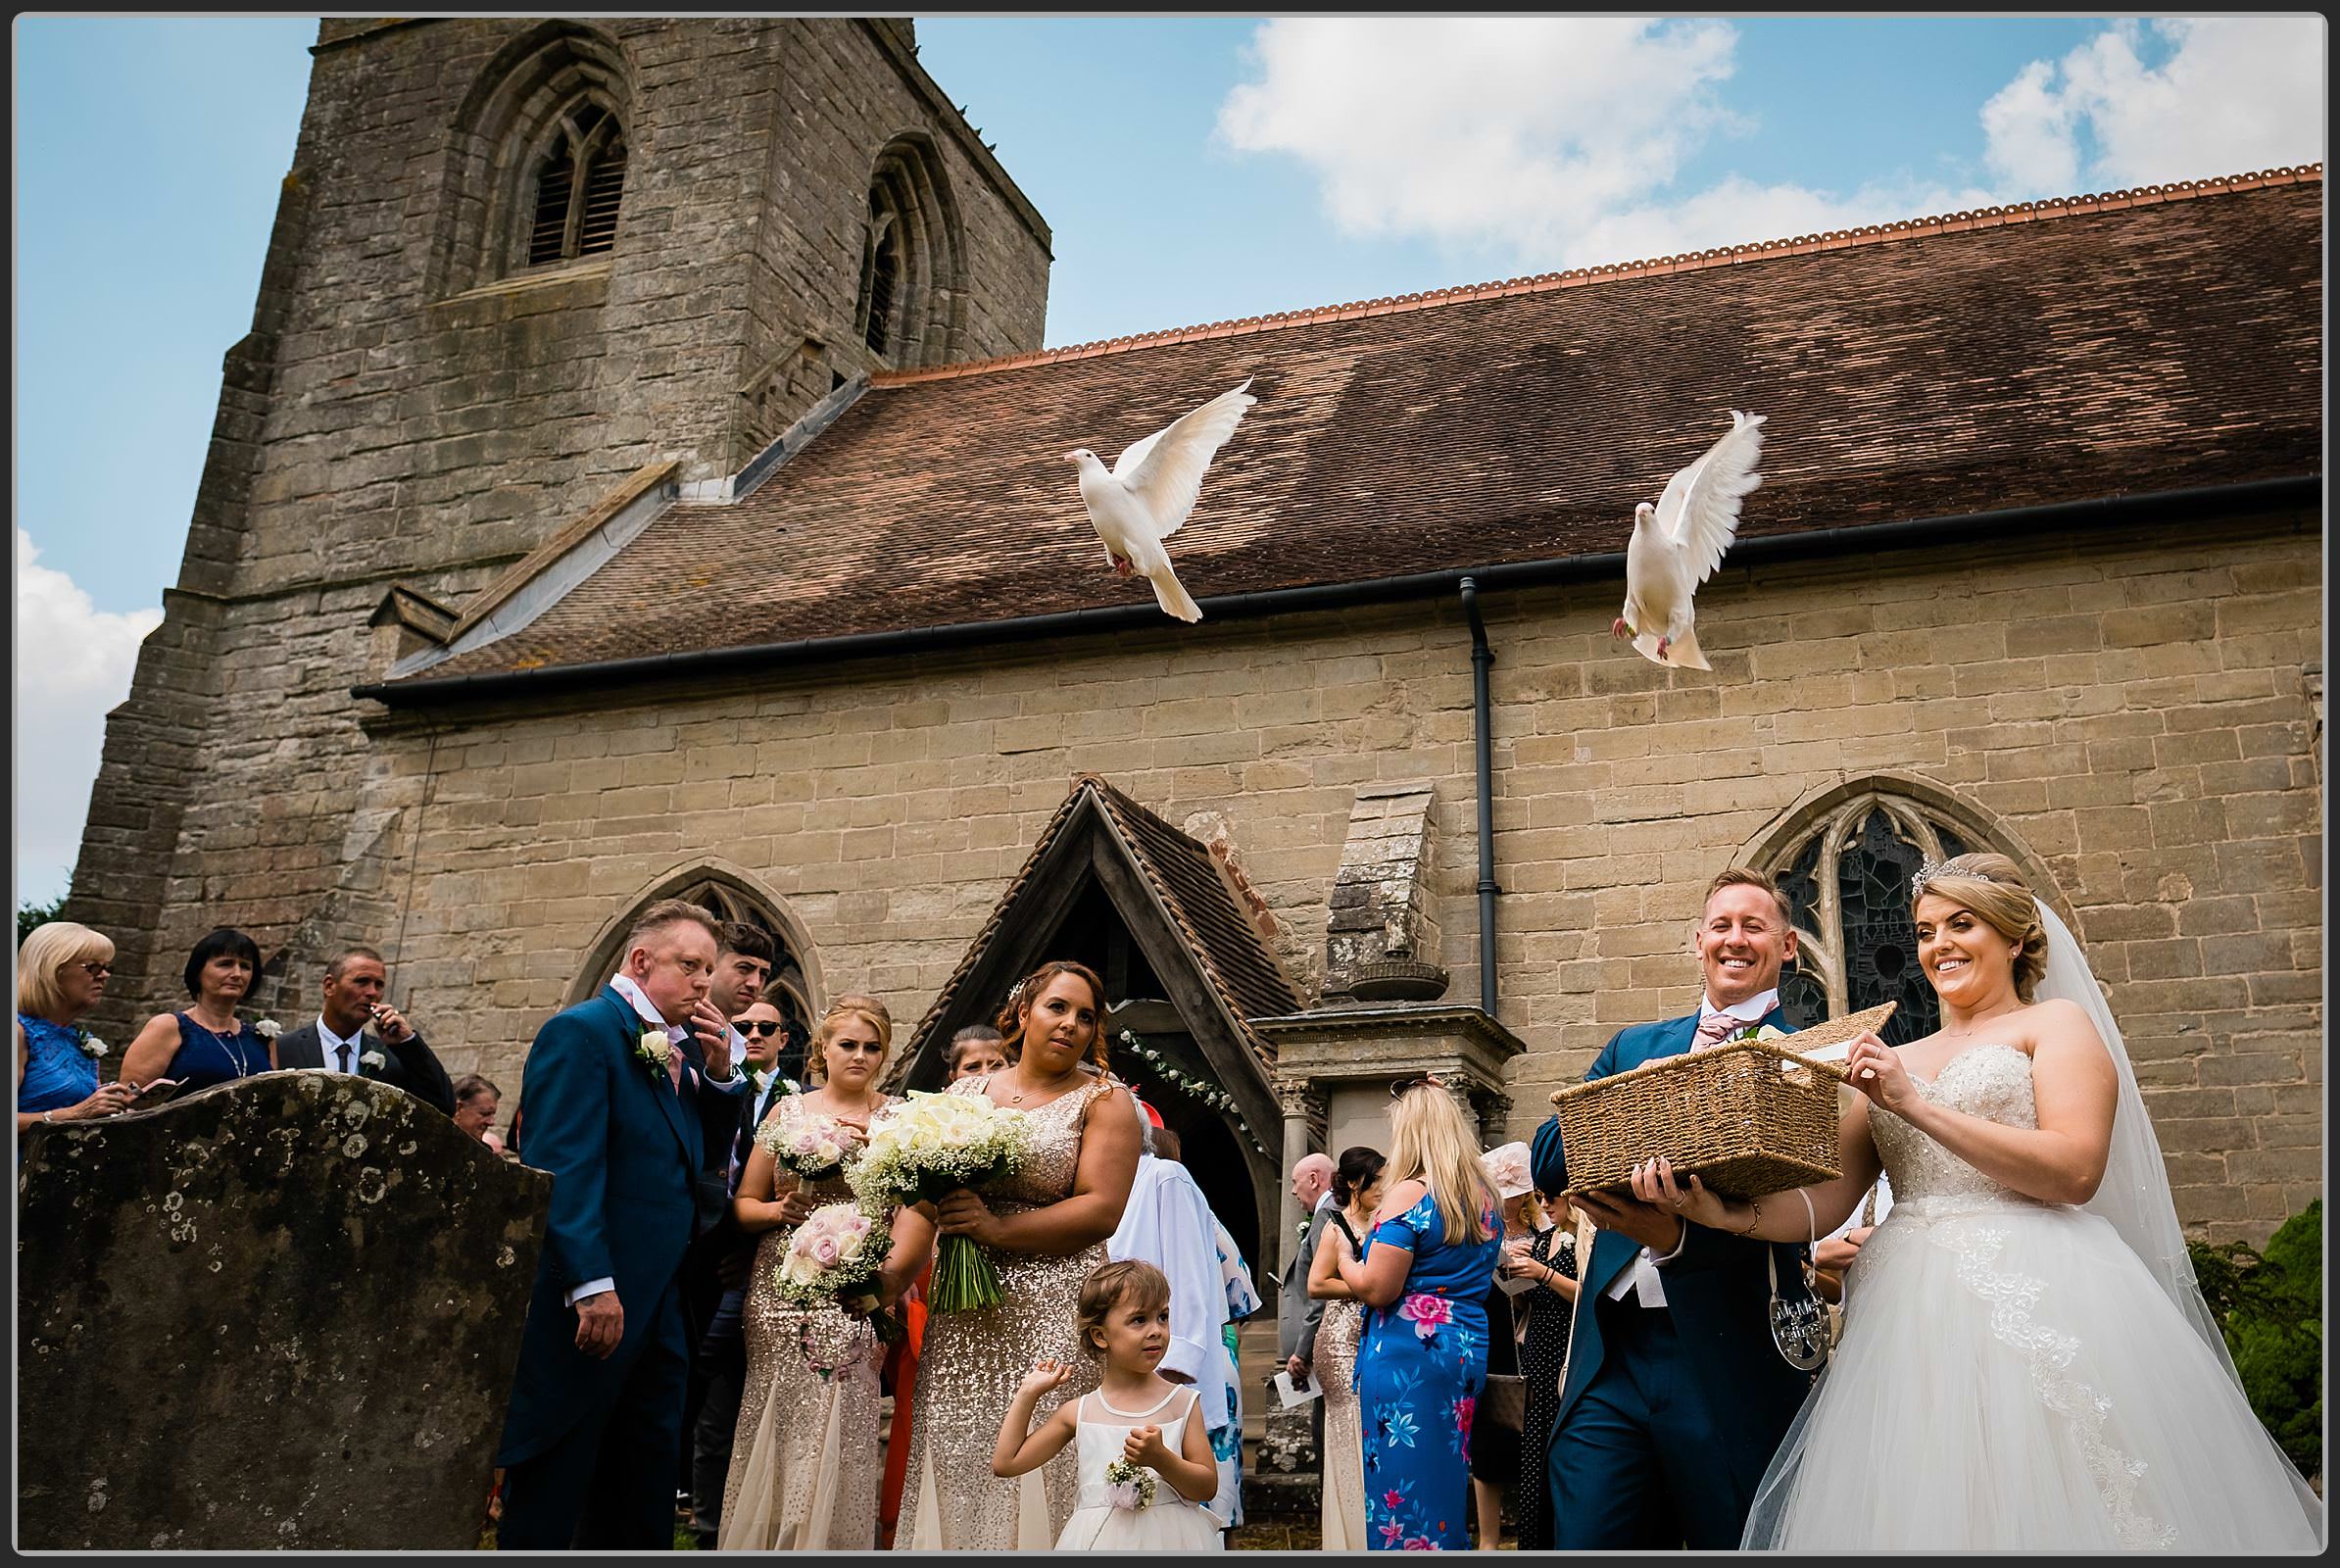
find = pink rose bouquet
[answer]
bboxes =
[755,1094,857,1183]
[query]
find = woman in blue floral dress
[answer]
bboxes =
[1334,1081,1503,1550]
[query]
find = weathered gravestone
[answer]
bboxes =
[18,1070,553,1549]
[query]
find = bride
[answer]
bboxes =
[1641,852,2322,1551]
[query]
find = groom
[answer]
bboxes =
[1530,867,1819,1549]
[497,900,748,1548]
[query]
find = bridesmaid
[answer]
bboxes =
[886,960,1141,1549]
[1307,1145,1388,1551]
[1335,1080,1502,1551]
[719,995,897,1549]
[119,927,277,1094]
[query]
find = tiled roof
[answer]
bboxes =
[900,774,1305,1075]
[407,168,2322,682]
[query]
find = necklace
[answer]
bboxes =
[190,1011,252,1076]
[1006,1065,1079,1106]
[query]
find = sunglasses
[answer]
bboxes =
[1389,1073,1448,1100]
[75,961,113,978]
[737,1020,784,1037]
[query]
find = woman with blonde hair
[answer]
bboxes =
[16,921,139,1131]
[719,994,897,1549]
[1647,852,2323,1550]
[1333,1080,1503,1550]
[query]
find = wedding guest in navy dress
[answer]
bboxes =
[120,927,278,1095]
[16,921,138,1132]
[1335,1079,1503,1550]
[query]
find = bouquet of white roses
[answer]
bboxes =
[770,1200,902,1363]
[1101,1456,1157,1510]
[756,1093,855,1183]
[849,1089,1032,1313]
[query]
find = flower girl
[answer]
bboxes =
[991,1260,1225,1551]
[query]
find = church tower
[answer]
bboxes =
[66,18,1051,1037]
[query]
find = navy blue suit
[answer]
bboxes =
[496,987,747,1549]
[1531,1006,1817,1549]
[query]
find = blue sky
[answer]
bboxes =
[10,16,2325,905]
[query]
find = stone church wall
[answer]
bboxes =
[68,18,1051,1055]
[337,513,2319,1245]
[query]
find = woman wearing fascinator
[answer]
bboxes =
[1642,853,2322,1551]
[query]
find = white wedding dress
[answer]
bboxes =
[1745,1038,2323,1551]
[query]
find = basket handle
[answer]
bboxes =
[1546,1035,1851,1106]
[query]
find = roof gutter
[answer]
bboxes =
[355,474,2316,707]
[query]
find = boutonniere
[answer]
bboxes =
[360,1049,387,1071]
[253,1018,282,1041]
[1735,1023,1788,1044]
[636,1030,674,1077]
[74,1029,108,1060]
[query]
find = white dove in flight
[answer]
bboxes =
[1066,378,1257,623]
[1616,410,1768,670]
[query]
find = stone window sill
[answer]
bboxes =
[434,256,612,307]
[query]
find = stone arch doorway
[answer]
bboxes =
[893,776,1301,1289]
[568,863,822,1080]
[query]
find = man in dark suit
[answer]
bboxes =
[676,922,777,1535]
[686,1003,804,1544]
[274,946,457,1116]
[496,899,748,1550]
[1531,866,1818,1550]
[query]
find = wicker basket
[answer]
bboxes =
[1548,1003,1896,1200]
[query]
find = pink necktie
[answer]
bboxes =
[665,1040,685,1095]
[1692,1012,1739,1051]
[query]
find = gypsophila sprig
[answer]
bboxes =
[1101,1457,1157,1511]
[849,1089,1032,1313]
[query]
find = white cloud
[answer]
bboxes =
[1217,17,2323,274]
[14,529,164,905]
[1981,19,2325,198]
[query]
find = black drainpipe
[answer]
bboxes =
[1459,578,1500,1017]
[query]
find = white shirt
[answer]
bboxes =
[316,1015,367,1074]
[1109,1156,1235,1423]
[568,974,697,1307]
[1605,988,1780,1308]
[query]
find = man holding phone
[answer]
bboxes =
[274,946,457,1116]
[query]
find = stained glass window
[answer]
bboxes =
[1763,793,1975,1046]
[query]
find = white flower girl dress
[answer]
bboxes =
[1053,1385,1225,1552]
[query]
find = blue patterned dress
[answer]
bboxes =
[1357,1188,1503,1550]
[17,1014,99,1116]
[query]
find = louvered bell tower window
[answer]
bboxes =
[859,200,900,358]
[525,104,626,268]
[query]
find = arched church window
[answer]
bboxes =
[850,137,965,368]
[858,200,901,358]
[575,874,818,1083]
[524,102,626,269]
[1764,794,1976,1047]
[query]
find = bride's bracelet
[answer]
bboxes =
[1731,1198,1764,1238]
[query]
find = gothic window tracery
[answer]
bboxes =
[1767,794,1975,1046]
[523,101,626,269]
